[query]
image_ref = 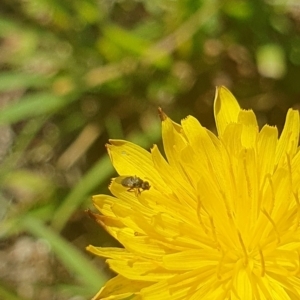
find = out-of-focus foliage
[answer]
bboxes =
[0,0,300,299]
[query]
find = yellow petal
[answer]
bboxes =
[107,259,174,281]
[141,269,219,300]
[92,275,148,300]
[238,110,258,148]
[117,230,170,259]
[257,125,278,179]
[151,145,196,209]
[160,114,187,178]
[214,86,241,136]
[162,249,219,270]
[107,139,167,190]
[231,267,253,300]
[275,109,300,167]
[86,246,133,259]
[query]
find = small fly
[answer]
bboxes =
[116,175,150,194]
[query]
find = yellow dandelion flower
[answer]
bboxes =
[87,86,300,299]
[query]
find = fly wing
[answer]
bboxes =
[113,176,132,185]
[109,176,129,190]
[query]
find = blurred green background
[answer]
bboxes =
[0,0,300,299]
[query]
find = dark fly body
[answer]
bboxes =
[118,175,150,194]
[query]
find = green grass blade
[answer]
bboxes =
[51,155,114,231]
[0,72,50,91]
[22,216,107,293]
[0,93,73,125]
[0,280,27,300]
